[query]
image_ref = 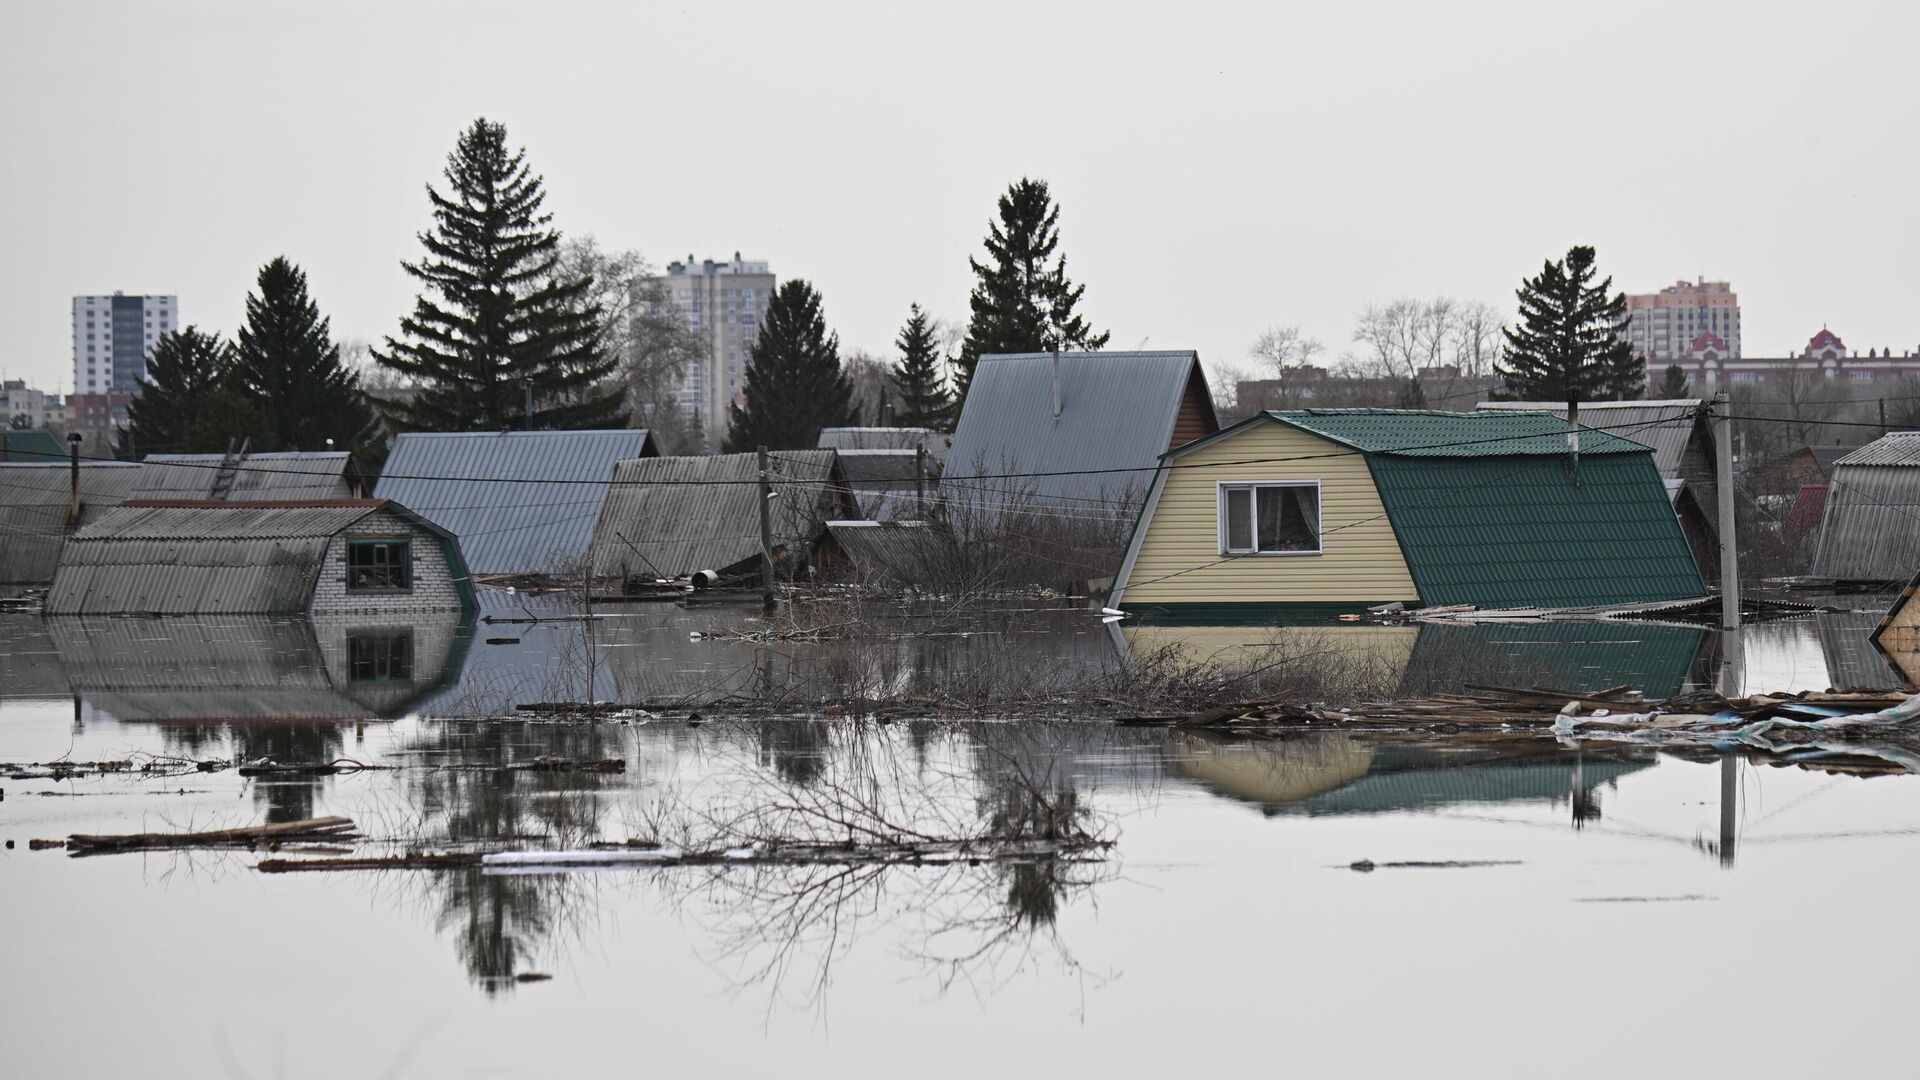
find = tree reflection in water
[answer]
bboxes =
[161,722,347,823]
[369,718,1117,1007]
[397,719,620,995]
[657,721,1115,1017]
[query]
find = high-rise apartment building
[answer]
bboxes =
[1623,279,1740,367]
[653,254,773,440]
[72,292,177,395]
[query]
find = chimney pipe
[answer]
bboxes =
[1051,349,1062,419]
[67,432,82,527]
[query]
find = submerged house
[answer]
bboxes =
[1109,409,1705,615]
[46,499,475,616]
[945,351,1218,513]
[0,461,141,594]
[131,450,361,500]
[1478,399,1720,581]
[587,450,853,585]
[373,429,657,576]
[1809,433,1920,584]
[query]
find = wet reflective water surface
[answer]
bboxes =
[2,599,1916,1078]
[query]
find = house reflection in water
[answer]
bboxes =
[1166,732,1654,825]
[41,612,471,820]
[1119,617,1712,700]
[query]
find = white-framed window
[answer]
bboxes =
[1218,480,1322,555]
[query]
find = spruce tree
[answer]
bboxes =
[118,327,234,456]
[373,118,625,431]
[723,280,855,452]
[1656,363,1691,399]
[229,257,379,453]
[1495,245,1643,404]
[956,178,1109,394]
[892,303,953,428]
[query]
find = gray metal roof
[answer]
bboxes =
[588,451,844,579]
[945,351,1214,510]
[1476,400,1709,480]
[0,462,142,586]
[373,429,656,575]
[1812,433,1920,581]
[45,500,455,615]
[133,451,356,499]
[1833,432,1920,467]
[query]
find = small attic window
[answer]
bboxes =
[1219,481,1321,555]
[347,538,413,591]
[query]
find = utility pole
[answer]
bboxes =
[1712,391,1740,630]
[1718,754,1739,867]
[757,445,775,613]
[1881,398,1889,437]
[915,444,927,517]
[523,379,534,429]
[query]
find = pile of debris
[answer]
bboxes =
[1163,685,1920,771]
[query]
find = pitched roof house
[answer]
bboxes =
[587,450,853,583]
[0,461,142,591]
[1810,432,1920,583]
[372,429,657,576]
[1109,409,1704,615]
[944,351,1217,512]
[132,451,360,500]
[46,499,475,616]
[1478,399,1721,583]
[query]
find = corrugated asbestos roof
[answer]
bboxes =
[0,462,142,585]
[133,451,356,499]
[826,522,940,585]
[45,499,460,615]
[1811,433,1920,581]
[588,451,843,579]
[1833,432,1920,467]
[946,351,1213,508]
[373,429,656,575]
[1267,409,1655,457]
[1476,400,1708,478]
[1367,451,1706,607]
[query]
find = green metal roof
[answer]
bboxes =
[0,429,66,462]
[1267,409,1654,457]
[1368,451,1706,608]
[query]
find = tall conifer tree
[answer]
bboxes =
[956,178,1109,395]
[1656,363,1691,399]
[228,257,379,453]
[118,327,235,456]
[373,118,625,431]
[1495,245,1643,404]
[892,303,953,428]
[723,280,855,452]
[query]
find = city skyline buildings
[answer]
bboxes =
[71,292,175,396]
[652,253,773,439]
[1625,278,1742,362]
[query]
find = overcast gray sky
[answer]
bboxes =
[3,0,1915,396]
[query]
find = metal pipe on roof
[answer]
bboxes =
[1051,350,1061,419]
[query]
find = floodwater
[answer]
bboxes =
[2,595,1916,1078]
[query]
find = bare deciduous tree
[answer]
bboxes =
[1349,297,1506,407]
[557,235,705,452]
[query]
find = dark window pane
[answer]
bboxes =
[347,630,414,682]
[347,539,412,591]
